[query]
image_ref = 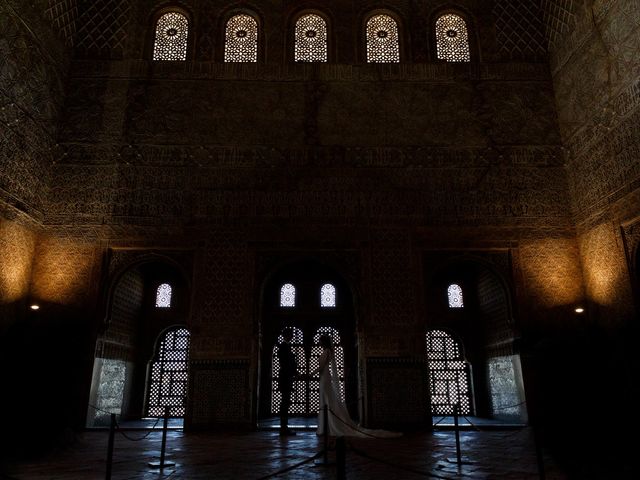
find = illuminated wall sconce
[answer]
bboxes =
[30,304,40,311]
[574,306,585,314]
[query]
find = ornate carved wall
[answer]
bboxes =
[0,0,68,221]
[8,1,639,441]
[547,0,640,324]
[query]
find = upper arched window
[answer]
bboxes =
[320,283,336,307]
[447,283,464,308]
[280,283,296,307]
[224,13,258,62]
[294,13,328,62]
[155,283,172,308]
[152,11,189,61]
[435,13,471,62]
[366,14,400,63]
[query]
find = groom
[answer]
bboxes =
[277,328,298,436]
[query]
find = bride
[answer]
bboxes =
[314,335,402,438]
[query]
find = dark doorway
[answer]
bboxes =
[258,259,357,424]
[87,258,190,426]
[424,254,527,424]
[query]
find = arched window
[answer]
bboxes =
[156,283,172,308]
[447,283,464,308]
[366,14,400,63]
[146,328,190,417]
[152,11,189,61]
[271,327,307,414]
[280,283,296,307]
[309,327,345,413]
[320,283,336,307]
[224,13,258,62]
[294,13,328,62]
[435,13,471,62]
[426,330,472,415]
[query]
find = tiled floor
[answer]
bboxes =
[2,426,572,480]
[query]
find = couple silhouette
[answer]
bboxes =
[276,328,401,438]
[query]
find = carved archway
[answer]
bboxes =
[258,257,357,422]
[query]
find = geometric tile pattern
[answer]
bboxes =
[493,0,548,61]
[45,0,79,46]
[190,360,251,425]
[539,0,577,48]
[367,357,430,430]
[75,0,131,56]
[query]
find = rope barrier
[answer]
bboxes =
[255,450,324,480]
[347,441,452,479]
[88,404,114,417]
[492,400,527,412]
[432,416,448,426]
[88,404,165,440]
[116,416,162,441]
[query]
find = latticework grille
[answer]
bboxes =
[366,14,400,63]
[270,326,345,415]
[271,327,307,414]
[447,284,464,308]
[224,14,258,63]
[280,283,295,307]
[426,330,472,415]
[309,327,345,413]
[435,14,471,62]
[294,14,328,62]
[155,283,172,308]
[152,12,189,61]
[146,328,190,417]
[320,283,336,307]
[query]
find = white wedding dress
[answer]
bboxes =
[316,348,402,438]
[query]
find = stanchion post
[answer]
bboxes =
[453,403,462,465]
[336,436,346,480]
[149,406,176,470]
[106,413,115,480]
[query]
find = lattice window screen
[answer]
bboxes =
[271,327,307,414]
[309,327,345,413]
[146,328,190,417]
[447,284,464,308]
[294,14,328,62]
[435,13,471,62]
[280,283,295,307]
[366,14,400,63]
[320,283,336,307]
[152,12,189,61]
[426,330,472,415]
[155,283,172,308]
[224,14,258,62]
